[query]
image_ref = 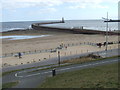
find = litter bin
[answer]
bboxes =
[52,68,56,77]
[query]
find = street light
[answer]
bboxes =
[102,12,109,57]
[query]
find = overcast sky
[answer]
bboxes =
[1,0,119,22]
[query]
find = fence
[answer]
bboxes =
[1,41,119,58]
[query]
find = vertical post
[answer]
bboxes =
[65,52,66,56]
[87,50,88,53]
[49,55,50,59]
[52,68,56,77]
[105,12,109,57]
[81,50,83,53]
[58,51,60,66]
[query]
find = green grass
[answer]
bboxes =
[2,81,19,88]
[38,62,119,88]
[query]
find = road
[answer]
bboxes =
[2,56,119,88]
[2,48,119,72]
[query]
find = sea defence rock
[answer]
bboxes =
[31,21,119,35]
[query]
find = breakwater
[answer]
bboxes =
[31,21,119,35]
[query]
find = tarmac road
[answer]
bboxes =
[2,48,119,72]
[2,56,119,88]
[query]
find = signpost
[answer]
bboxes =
[58,51,60,66]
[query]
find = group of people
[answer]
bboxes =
[96,41,115,48]
[60,42,67,49]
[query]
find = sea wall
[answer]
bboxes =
[31,21,119,35]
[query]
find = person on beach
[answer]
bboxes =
[103,42,106,46]
[18,52,22,58]
[65,46,67,49]
[97,43,102,48]
[99,43,102,48]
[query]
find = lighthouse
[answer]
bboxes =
[62,17,65,23]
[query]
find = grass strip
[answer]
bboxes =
[2,81,19,89]
[38,62,119,88]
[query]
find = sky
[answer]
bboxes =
[0,0,119,22]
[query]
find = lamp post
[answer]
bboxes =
[102,12,109,57]
[58,51,60,66]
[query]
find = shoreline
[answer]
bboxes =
[1,24,119,68]
[1,28,119,36]
[1,28,73,36]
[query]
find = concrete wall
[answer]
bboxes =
[31,21,119,35]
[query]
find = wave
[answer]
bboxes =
[1,28,27,32]
[0,35,50,40]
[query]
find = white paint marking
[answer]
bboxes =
[15,73,23,78]
[15,73,17,77]
[57,60,117,71]
[15,60,118,78]
[25,73,41,77]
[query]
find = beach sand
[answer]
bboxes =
[1,30,119,67]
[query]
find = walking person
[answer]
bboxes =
[18,52,22,59]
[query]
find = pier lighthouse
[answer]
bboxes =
[62,17,65,23]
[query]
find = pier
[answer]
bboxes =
[31,19,119,35]
[104,19,120,22]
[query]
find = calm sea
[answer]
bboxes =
[0,20,118,32]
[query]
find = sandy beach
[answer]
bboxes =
[1,30,119,67]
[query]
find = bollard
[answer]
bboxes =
[49,55,50,59]
[65,52,66,56]
[87,50,88,52]
[11,53,13,56]
[81,50,83,53]
[110,46,111,50]
[5,54,7,57]
[68,44,69,46]
[52,68,56,77]
[23,52,25,55]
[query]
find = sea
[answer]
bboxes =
[0,20,118,32]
